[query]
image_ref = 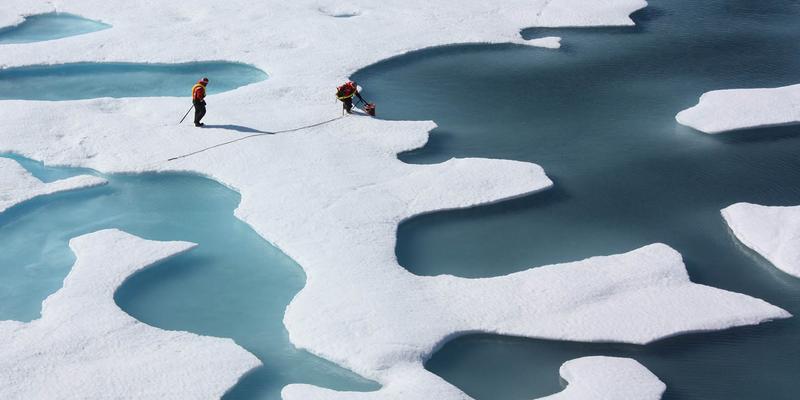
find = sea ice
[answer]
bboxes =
[0,229,260,398]
[0,157,106,212]
[541,357,665,400]
[676,84,800,134]
[0,0,790,398]
[722,202,800,279]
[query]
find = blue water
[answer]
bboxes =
[0,62,267,100]
[0,155,376,398]
[0,13,110,45]
[352,0,800,398]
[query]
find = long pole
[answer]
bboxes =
[179,104,194,124]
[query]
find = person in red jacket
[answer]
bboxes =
[336,80,365,114]
[192,77,209,127]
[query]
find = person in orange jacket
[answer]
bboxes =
[336,80,365,114]
[192,77,209,127]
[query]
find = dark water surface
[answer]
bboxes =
[354,0,800,398]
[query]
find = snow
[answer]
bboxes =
[676,84,800,134]
[0,229,260,398]
[541,357,665,400]
[0,157,106,212]
[722,203,800,279]
[0,0,791,398]
[527,36,563,49]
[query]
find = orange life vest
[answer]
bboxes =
[192,83,207,101]
[336,82,357,100]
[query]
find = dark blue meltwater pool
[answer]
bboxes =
[353,0,800,398]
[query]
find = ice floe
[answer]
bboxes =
[541,356,665,400]
[0,156,106,212]
[0,0,790,398]
[722,203,800,279]
[676,84,800,134]
[0,229,260,398]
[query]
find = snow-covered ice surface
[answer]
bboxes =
[540,357,665,400]
[722,203,800,279]
[0,229,260,398]
[0,0,791,398]
[676,84,800,134]
[0,156,105,212]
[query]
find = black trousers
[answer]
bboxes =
[342,97,353,113]
[194,100,207,125]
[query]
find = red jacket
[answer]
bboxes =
[192,83,207,101]
[337,82,363,101]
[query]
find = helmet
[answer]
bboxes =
[199,77,209,84]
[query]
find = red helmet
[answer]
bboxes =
[199,77,209,84]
